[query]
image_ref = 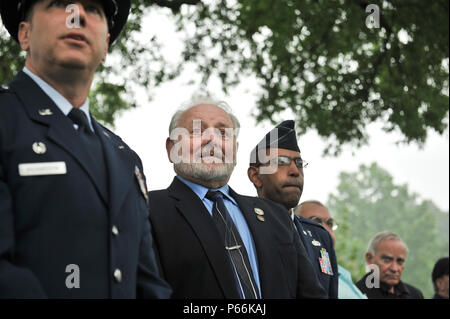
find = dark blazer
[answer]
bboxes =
[0,71,171,298]
[148,177,327,299]
[294,216,339,298]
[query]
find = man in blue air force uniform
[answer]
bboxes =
[0,0,171,298]
[247,120,338,298]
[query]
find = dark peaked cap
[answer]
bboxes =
[249,120,300,167]
[0,0,130,45]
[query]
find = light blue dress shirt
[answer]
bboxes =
[338,265,368,299]
[176,175,262,296]
[23,67,94,132]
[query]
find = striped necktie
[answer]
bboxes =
[205,190,260,299]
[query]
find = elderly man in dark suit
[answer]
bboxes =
[148,96,326,299]
[247,120,338,298]
[0,0,171,298]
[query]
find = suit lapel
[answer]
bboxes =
[10,71,108,204]
[168,178,240,298]
[229,189,280,298]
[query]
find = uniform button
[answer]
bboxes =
[113,269,122,283]
[112,225,119,236]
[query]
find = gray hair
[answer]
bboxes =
[168,95,240,137]
[367,231,408,256]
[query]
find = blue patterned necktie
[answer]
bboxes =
[205,190,260,299]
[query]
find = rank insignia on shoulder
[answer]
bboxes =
[318,248,334,275]
[134,166,149,203]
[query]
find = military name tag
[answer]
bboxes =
[18,162,67,177]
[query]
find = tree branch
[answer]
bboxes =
[145,0,201,13]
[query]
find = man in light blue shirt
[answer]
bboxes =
[147,96,327,298]
[176,175,262,297]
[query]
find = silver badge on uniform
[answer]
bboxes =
[38,109,53,116]
[32,142,47,154]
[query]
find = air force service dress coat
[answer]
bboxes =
[294,216,339,298]
[148,177,327,299]
[0,71,171,298]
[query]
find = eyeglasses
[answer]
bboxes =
[309,216,338,231]
[260,156,308,169]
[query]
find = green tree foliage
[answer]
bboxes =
[177,0,449,154]
[1,0,448,151]
[328,163,449,298]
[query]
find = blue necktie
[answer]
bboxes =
[205,190,260,299]
[68,108,108,201]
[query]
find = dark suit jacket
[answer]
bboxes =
[294,216,339,298]
[0,71,171,298]
[148,177,327,299]
[356,273,424,299]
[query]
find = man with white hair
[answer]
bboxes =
[355,231,424,299]
[147,96,327,299]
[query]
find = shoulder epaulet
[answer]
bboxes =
[97,122,120,140]
[297,215,326,230]
[97,122,132,150]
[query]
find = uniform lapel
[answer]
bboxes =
[92,119,135,217]
[228,189,281,298]
[294,216,315,260]
[168,178,240,298]
[10,71,108,204]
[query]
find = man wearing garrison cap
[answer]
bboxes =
[0,1,171,298]
[248,120,339,298]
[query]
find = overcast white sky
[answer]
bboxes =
[113,9,449,212]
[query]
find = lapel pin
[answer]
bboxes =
[307,230,312,237]
[254,208,264,216]
[256,215,265,222]
[103,131,110,138]
[38,109,53,116]
[32,142,47,155]
[118,145,125,150]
